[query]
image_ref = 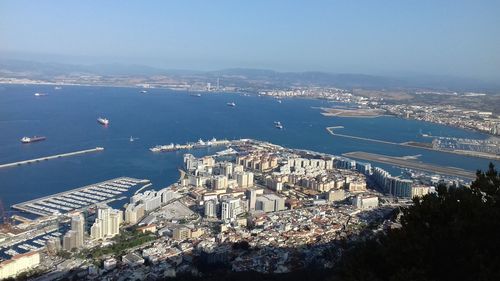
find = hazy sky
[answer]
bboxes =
[1,0,499,80]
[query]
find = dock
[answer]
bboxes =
[0,147,104,169]
[150,138,231,153]
[343,151,476,179]
[12,177,149,217]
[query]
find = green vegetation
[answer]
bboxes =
[170,163,500,281]
[334,163,500,281]
[79,230,155,259]
[57,250,72,259]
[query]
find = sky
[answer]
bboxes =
[0,0,499,81]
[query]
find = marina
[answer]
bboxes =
[0,147,104,169]
[11,177,149,217]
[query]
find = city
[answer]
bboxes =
[1,1,500,280]
[2,138,465,279]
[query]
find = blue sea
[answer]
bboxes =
[0,84,497,209]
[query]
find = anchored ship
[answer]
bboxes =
[20,136,46,144]
[97,117,109,126]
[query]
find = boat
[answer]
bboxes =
[20,136,46,144]
[227,102,236,107]
[130,136,135,142]
[277,99,282,103]
[34,93,47,97]
[97,117,109,126]
[275,121,283,129]
[54,86,62,90]
[140,90,147,94]
[190,93,202,97]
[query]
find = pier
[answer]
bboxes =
[150,138,231,153]
[0,147,104,169]
[12,177,149,217]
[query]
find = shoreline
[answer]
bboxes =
[326,127,500,161]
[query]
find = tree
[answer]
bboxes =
[334,163,500,281]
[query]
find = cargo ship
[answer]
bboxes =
[97,117,109,126]
[20,136,46,144]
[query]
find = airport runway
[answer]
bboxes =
[343,151,476,179]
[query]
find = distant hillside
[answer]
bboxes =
[1,59,499,92]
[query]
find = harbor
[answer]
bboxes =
[0,147,104,169]
[11,177,149,217]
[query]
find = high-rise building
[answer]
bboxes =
[256,194,286,213]
[183,154,197,171]
[90,204,122,240]
[212,175,228,190]
[336,158,356,169]
[355,162,372,175]
[70,212,85,248]
[90,221,101,240]
[221,197,242,220]
[219,162,233,178]
[204,200,217,218]
[45,237,61,255]
[63,230,77,251]
[236,171,254,188]
[372,167,424,198]
[246,189,257,211]
[125,203,145,224]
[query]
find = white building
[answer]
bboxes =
[221,197,242,220]
[246,189,257,211]
[0,252,40,279]
[90,204,123,240]
[235,171,254,188]
[256,194,286,213]
[352,195,379,210]
[204,200,217,218]
[125,203,145,224]
[212,175,228,190]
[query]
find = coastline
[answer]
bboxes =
[326,127,500,161]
